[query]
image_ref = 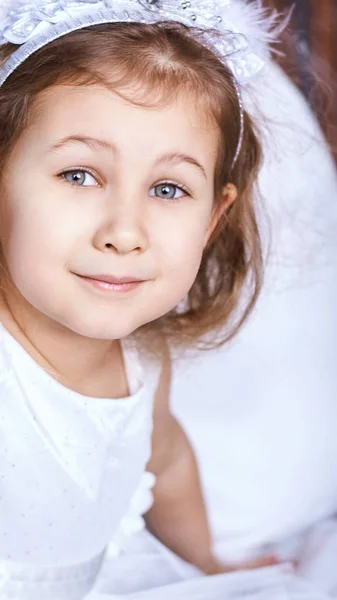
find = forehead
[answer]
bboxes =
[26,84,219,164]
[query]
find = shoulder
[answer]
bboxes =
[144,334,172,421]
[134,332,171,404]
[145,335,181,476]
[0,300,30,384]
[0,323,12,384]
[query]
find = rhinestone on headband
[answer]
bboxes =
[0,0,280,168]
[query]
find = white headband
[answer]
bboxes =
[0,0,282,168]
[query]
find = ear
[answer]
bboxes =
[204,183,237,248]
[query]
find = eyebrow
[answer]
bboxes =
[154,152,207,180]
[47,135,116,154]
[48,135,207,179]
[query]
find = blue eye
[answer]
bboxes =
[150,182,190,201]
[61,169,98,187]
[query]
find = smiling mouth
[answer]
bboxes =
[74,273,146,293]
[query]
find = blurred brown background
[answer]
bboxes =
[263,0,337,161]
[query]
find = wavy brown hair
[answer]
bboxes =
[0,21,263,350]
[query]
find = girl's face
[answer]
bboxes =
[0,83,230,339]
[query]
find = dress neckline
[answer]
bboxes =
[0,322,144,408]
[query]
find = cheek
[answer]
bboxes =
[0,196,79,292]
[0,202,79,318]
[2,187,86,257]
[156,207,210,286]
[4,213,55,267]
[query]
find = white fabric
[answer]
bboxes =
[1,319,336,600]
[0,323,159,597]
[90,564,332,600]
[172,59,337,564]
[88,522,337,599]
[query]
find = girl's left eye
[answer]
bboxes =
[150,182,190,201]
[60,169,99,187]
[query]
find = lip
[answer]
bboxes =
[76,274,145,284]
[73,273,147,293]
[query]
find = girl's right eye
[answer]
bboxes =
[59,169,99,187]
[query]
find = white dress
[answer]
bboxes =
[0,322,158,598]
[0,323,332,600]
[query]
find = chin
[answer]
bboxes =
[64,315,143,341]
[57,301,173,341]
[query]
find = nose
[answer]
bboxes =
[92,199,148,255]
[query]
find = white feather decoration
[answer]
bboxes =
[217,0,291,58]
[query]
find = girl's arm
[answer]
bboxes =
[146,340,276,574]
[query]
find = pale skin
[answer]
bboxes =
[0,82,275,573]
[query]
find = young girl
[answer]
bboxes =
[0,0,330,599]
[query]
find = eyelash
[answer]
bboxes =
[57,168,192,200]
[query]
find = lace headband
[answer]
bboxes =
[0,0,281,168]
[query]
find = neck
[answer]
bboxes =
[0,287,121,394]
